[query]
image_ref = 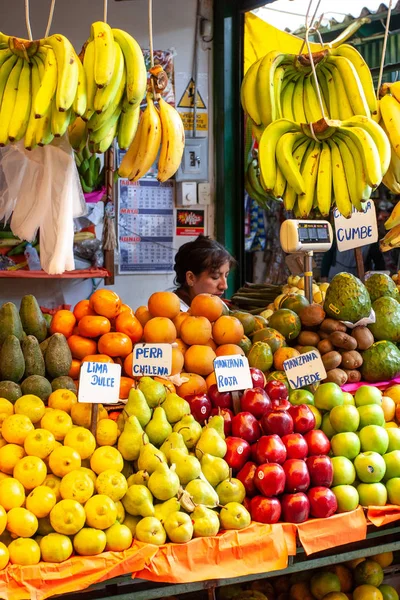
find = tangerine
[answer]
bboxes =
[205,372,217,389]
[89,289,122,319]
[115,311,143,343]
[120,377,135,399]
[50,310,76,338]
[184,345,216,376]
[171,347,184,375]
[78,315,111,338]
[68,359,82,379]
[73,300,96,321]
[176,373,207,398]
[67,335,97,360]
[215,344,245,357]
[135,306,152,327]
[190,294,224,322]
[173,312,189,336]
[274,347,300,371]
[82,354,114,364]
[148,291,180,319]
[180,316,212,346]
[212,316,244,345]
[143,317,177,344]
[175,338,188,354]
[98,332,133,357]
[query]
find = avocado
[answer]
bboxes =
[0,303,24,345]
[0,381,22,403]
[0,335,25,383]
[324,273,371,323]
[365,273,400,304]
[19,295,48,342]
[361,341,400,382]
[22,335,46,378]
[368,297,400,342]
[44,333,72,379]
[21,375,52,401]
[51,376,77,392]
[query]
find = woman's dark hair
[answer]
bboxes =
[174,235,236,287]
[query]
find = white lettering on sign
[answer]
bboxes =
[333,201,378,252]
[283,350,327,390]
[214,355,253,392]
[132,343,172,377]
[78,362,121,404]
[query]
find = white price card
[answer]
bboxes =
[78,362,121,404]
[333,200,378,252]
[132,343,172,377]
[283,350,327,390]
[214,355,253,393]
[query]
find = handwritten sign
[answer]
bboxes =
[214,355,253,392]
[132,343,172,377]
[283,350,327,390]
[334,200,378,252]
[78,362,121,404]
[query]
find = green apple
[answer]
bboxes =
[331,432,361,460]
[331,456,356,486]
[308,405,322,429]
[332,485,359,513]
[314,382,344,411]
[330,405,360,433]
[322,413,337,440]
[289,389,314,406]
[343,392,355,406]
[357,404,385,428]
[383,451,400,480]
[359,425,389,455]
[387,428,400,452]
[357,482,387,506]
[355,386,382,407]
[379,584,399,600]
[386,477,400,505]
[354,451,386,483]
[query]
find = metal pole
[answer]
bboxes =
[304,251,314,303]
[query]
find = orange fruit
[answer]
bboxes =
[68,335,97,360]
[171,347,184,375]
[50,310,76,338]
[154,377,176,393]
[180,316,212,346]
[135,306,152,327]
[90,289,122,319]
[212,316,244,345]
[215,343,245,357]
[123,353,134,377]
[274,347,300,371]
[184,345,216,376]
[73,300,96,321]
[82,354,114,364]
[175,338,188,354]
[206,372,217,389]
[176,373,207,397]
[68,359,82,379]
[98,332,133,358]
[78,315,111,338]
[143,317,177,344]
[173,312,189,336]
[148,291,180,319]
[115,311,143,343]
[117,304,133,315]
[204,338,217,351]
[119,377,135,399]
[190,294,224,322]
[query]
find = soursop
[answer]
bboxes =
[323,273,371,323]
[365,273,399,304]
[361,341,400,382]
[368,297,400,342]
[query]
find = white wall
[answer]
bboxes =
[0,0,214,312]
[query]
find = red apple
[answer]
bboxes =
[185,393,212,424]
[281,433,308,460]
[304,430,330,456]
[255,463,286,497]
[283,459,310,493]
[240,387,271,419]
[307,486,338,518]
[243,496,252,512]
[208,384,233,410]
[231,412,262,444]
[237,461,258,497]
[255,435,287,465]
[224,437,251,471]
[265,381,289,401]
[250,442,258,463]
[250,496,281,524]
[271,398,291,411]
[250,368,267,388]
[281,492,310,524]
[261,409,294,437]
[288,404,316,434]
[306,455,333,487]
[209,407,233,436]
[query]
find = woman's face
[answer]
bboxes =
[186,261,230,299]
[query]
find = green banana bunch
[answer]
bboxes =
[75,145,105,193]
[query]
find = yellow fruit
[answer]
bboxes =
[105,522,132,551]
[353,585,383,600]
[13,455,47,489]
[0,432,8,449]
[48,389,78,414]
[0,506,6,536]
[371,551,393,568]
[308,405,322,429]
[0,443,26,474]
[123,514,141,537]
[7,507,38,537]
[14,395,45,424]
[90,446,124,474]
[40,532,73,563]
[63,427,96,460]
[385,422,398,428]
[73,527,107,556]
[115,500,125,523]
[0,541,9,570]
[347,558,366,569]
[355,561,384,587]
[49,446,81,477]
[26,486,57,518]
[2,414,34,444]
[84,494,117,529]
[42,474,62,501]
[95,469,128,502]
[0,473,9,482]
[382,396,396,422]
[50,499,86,535]
[385,385,400,404]
[0,398,14,417]
[8,538,40,565]
[96,419,119,446]
[77,466,97,485]
[0,477,25,510]
[24,428,56,459]
[59,470,94,504]
[37,516,55,536]
[41,409,73,441]
[70,403,97,428]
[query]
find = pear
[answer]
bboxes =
[195,427,227,460]
[170,449,201,485]
[216,477,246,505]
[185,478,219,507]
[206,414,226,439]
[148,462,180,501]
[145,407,172,446]
[121,460,134,480]
[135,516,166,545]
[124,388,151,428]
[138,376,166,408]
[123,514,141,537]
[127,470,149,487]
[173,415,202,449]
[191,505,220,537]
[117,416,148,461]
[219,502,251,530]
[154,498,181,523]
[137,440,167,474]
[201,454,230,488]
[121,484,154,517]
[164,511,193,543]
[160,433,188,463]
[161,393,190,424]
[117,412,125,433]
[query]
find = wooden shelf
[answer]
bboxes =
[0,268,111,279]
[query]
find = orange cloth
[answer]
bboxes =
[367,504,400,527]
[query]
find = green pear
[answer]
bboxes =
[201,454,230,488]
[185,478,219,507]
[160,433,188,463]
[161,393,191,424]
[219,502,251,530]
[117,412,125,433]
[164,511,193,543]
[127,470,149,487]
[206,414,226,439]
[135,516,166,545]
[137,440,167,474]
[191,505,220,537]
[121,460,134,480]
[170,449,201,485]
[145,407,172,446]
[118,415,148,461]
[122,515,141,537]
[154,498,181,523]
[138,376,167,408]
[121,484,154,517]
[195,427,227,460]
[216,477,246,505]
[124,388,151,428]
[148,462,180,501]
[173,415,202,449]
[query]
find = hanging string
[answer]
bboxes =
[298,0,322,55]
[376,0,393,100]
[44,0,56,37]
[25,0,33,40]
[148,0,157,98]
[103,0,108,24]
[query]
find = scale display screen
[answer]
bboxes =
[298,222,330,244]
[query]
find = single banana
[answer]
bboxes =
[68,116,88,151]
[323,62,353,120]
[327,55,369,117]
[316,141,332,217]
[273,164,286,199]
[91,21,115,88]
[292,75,307,124]
[338,125,382,189]
[390,81,400,104]
[256,50,289,127]
[315,68,331,118]
[276,131,306,194]
[157,97,185,182]
[34,46,57,118]
[112,29,147,108]
[383,166,400,196]
[42,34,79,112]
[303,75,323,123]
[35,104,54,146]
[320,66,340,120]
[380,93,400,160]
[73,55,87,117]
[94,41,124,114]
[24,59,41,150]
[333,44,377,116]
[385,199,400,229]
[83,40,96,119]
[281,79,296,121]
[336,132,371,201]
[380,224,400,251]
[248,157,269,198]
[51,98,72,137]
[98,119,119,153]
[335,134,362,211]
[327,137,352,218]
[88,69,126,132]
[8,59,31,142]
[341,115,391,176]
[89,107,121,144]
[0,53,17,109]
[282,138,311,211]
[118,103,140,150]
[241,58,262,125]
[33,52,46,79]
[273,66,285,120]
[323,18,371,50]
[0,57,23,146]
[0,48,13,69]
[298,142,320,218]
[258,118,301,192]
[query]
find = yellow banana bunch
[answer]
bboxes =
[379,83,400,201]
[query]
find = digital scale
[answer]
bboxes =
[280,220,333,303]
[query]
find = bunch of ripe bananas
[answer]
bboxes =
[378,82,400,195]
